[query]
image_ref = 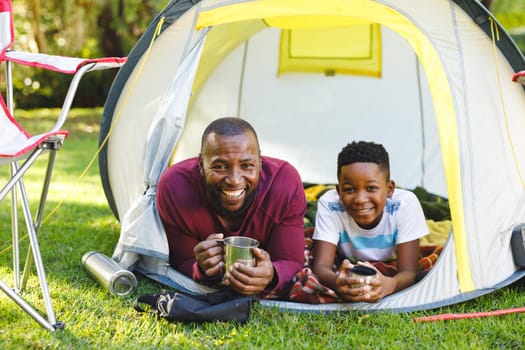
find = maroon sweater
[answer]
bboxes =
[156,156,306,293]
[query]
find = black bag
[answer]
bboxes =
[133,289,254,323]
[511,224,525,268]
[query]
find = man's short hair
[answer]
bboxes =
[201,117,260,151]
[337,141,390,180]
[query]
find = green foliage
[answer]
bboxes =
[491,0,525,52]
[0,109,525,349]
[8,0,170,108]
[6,66,119,109]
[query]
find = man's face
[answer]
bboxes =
[199,131,261,218]
[336,162,394,229]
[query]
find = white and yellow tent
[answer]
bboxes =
[98,0,525,312]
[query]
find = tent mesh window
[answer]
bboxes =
[278,24,382,77]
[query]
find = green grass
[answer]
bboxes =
[1,109,525,349]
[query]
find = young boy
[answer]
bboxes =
[312,141,428,303]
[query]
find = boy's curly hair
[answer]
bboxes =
[337,141,390,180]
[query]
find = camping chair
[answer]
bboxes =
[512,70,525,85]
[0,0,126,331]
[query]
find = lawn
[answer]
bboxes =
[0,108,524,349]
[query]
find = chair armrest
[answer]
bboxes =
[512,71,525,85]
[5,50,127,132]
[5,50,127,74]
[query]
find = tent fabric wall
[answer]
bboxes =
[99,0,525,312]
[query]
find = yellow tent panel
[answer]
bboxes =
[278,24,381,77]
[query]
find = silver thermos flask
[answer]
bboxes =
[81,251,137,296]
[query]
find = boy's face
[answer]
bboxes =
[337,162,395,229]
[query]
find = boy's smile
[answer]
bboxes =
[337,162,394,229]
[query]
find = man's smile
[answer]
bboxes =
[222,189,246,199]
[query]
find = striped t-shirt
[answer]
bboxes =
[312,188,428,261]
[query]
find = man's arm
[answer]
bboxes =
[263,163,306,292]
[156,164,207,280]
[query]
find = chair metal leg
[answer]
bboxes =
[17,172,58,328]
[10,162,20,292]
[1,147,64,331]
[21,150,57,290]
[0,278,57,332]
[0,149,44,202]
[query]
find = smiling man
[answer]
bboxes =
[156,117,306,296]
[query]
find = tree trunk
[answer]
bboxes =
[97,0,126,57]
[27,0,47,52]
[481,0,493,10]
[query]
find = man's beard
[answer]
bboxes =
[207,185,257,218]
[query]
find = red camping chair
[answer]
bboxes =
[0,0,126,331]
[512,70,525,85]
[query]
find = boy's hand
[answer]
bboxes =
[334,259,355,300]
[335,260,384,303]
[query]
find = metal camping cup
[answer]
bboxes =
[81,251,137,297]
[223,236,259,274]
[350,265,376,290]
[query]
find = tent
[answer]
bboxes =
[98,0,525,312]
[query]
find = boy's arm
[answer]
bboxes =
[373,190,427,297]
[312,240,339,290]
[380,239,420,296]
[311,190,342,290]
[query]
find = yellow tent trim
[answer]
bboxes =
[265,15,373,29]
[196,0,393,30]
[191,21,265,100]
[196,0,474,292]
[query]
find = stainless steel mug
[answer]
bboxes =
[223,236,259,274]
[350,265,376,290]
[81,251,137,296]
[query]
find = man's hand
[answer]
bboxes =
[223,247,275,295]
[193,233,224,278]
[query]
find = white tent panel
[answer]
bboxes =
[107,8,200,218]
[451,14,525,289]
[174,27,444,196]
[99,0,525,312]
